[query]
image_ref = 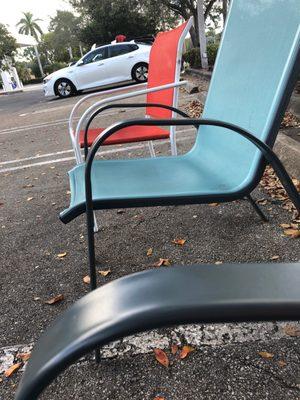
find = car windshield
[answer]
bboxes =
[82,47,107,64]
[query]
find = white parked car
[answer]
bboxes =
[43,42,151,98]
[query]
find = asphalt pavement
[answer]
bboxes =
[0,80,300,400]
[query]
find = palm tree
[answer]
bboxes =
[16,12,44,77]
[16,12,43,41]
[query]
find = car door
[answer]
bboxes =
[74,47,108,89]
[105,44,139,83]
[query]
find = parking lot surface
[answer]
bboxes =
[0,79,300,399]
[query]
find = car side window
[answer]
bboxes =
[109,44,138,58]
[82,47,108,64]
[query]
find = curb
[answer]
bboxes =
[274,132,300,179]
[185,68,212,79]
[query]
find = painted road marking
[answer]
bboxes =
[0,132,196,173]
[0,128,196,167]
[0,320,294,373]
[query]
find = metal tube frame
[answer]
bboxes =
[83,103,195,160]
[84,117,300,293]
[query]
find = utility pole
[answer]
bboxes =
[197,0,209,70]
[34,45,44,77]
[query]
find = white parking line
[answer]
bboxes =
[0,132,196,173]
[0,107,141,136]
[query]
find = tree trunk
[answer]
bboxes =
[197,0,208,69]
[68,47,73,60]
[222,0,228,25]
[34,45,44,77]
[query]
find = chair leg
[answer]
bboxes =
[170,126,177,156]
[246,195,269,222]
[86,205,101,362]
[93,212,99,233]
[148,141,156,157]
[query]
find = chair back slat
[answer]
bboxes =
[146,19,191,118]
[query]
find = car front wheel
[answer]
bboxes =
[132,63,148,83]
[54,79,76,98]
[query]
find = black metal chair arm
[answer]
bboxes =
[15,263,300,400]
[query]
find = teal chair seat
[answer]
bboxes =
[60,146,256,223]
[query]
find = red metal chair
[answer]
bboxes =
[69,18,193,163]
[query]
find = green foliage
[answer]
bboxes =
[69,0,175,46]
[0,24,17,69]
[44,62,68,75]
[206,42,219,66]
[15,62,32,82]
[16,12,43,41]
[183,42,219,68]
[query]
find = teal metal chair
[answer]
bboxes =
[60,0,300,291]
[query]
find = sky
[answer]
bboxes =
[0,0,72,35]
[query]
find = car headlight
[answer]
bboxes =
[43,76,52,84]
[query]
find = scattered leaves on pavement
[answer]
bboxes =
[99,269,111,277]
[283,229,300,238]
[57,252,67,258]
[185,99,204,118]
[171,344,179,355]
[260,167,300,219]
[258,351,274,359]
[153,348,169,368]
[284,325,300,337]
[4,363,22,377]
[147,248,153,256]
[17,353,31,362]
[153,258,172,267]
[179,345,195,359]
[172,238,186,246]
[45,294,64,305]
[83,275,91,284]
[281,111,300,128]
[278,360,287,368]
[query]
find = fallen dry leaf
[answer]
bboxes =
[284,325,300,337]
[99,269,111,277]
[278,360,287,368]
[45,294,64,305]
[147,248,153,256]
[179,345,195,359]
[209,203,219,207]
[153,258,171,267]
[17,352,31,362]
[171,344,179,355]
[153,348,169,368]
[4,363,22,377]
[258,351,274,359]
[27,197,33,202]
[270,255,279,260]
[283,229,300,238]
[215,261,223,265]
[280,223,291,229]
[57,252,67,258]
[153,397,165,400]
[172,239,186,246]
[83,275,91,284]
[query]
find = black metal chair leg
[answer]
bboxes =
[246,195,269,222]
[86,204,101,363]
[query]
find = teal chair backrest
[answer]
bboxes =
[193,0,300,191]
